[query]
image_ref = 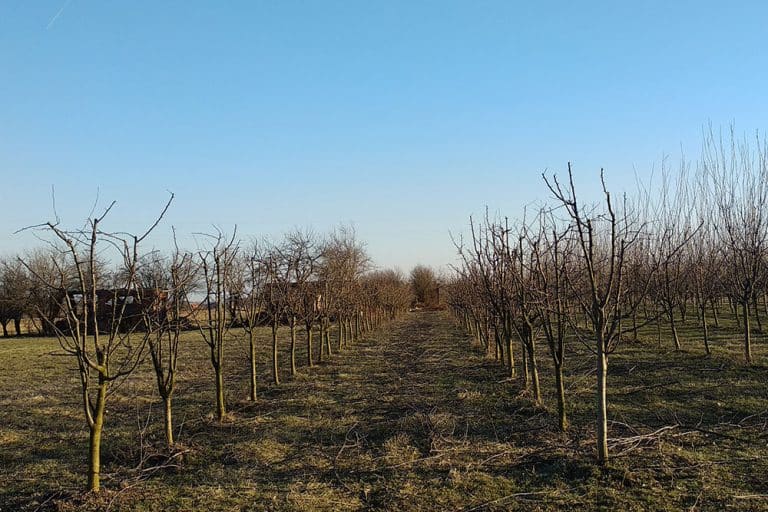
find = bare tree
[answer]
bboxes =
[138,241,197,448]
[282,230,320,374]
[0,256,28,336]
[645,162,698,351]
[235,242,268,401]
[261,241,290,385]
[21,248,71,335]
[457,215,517,377]
[319,226,370,354]
[19,194,173,491]
[702,126,768,364]
[545,166,650,464]
[531,211,573,430]
[197,228,239,420]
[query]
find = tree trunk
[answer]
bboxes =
[520,340,530,389]
[753,295,763,333]
[215,363,226,420]
[325,318,332,356]
[248,331,257,401]
[163,395,174,448]
[306,323,314,367]
[596,334,609,465]
[493,323,501,362]
[319,319,326,362]
[504,317,515,377]
[701,303,711,356]
[290,316,297,376]
[528,335,541,406]
[555,363,567,432]
[272,321,280,385]
[743,300,752,364]
[670,309,681,351]
[88,380,108,492]
[631,311,638,342]
[712,299,720,328]
[656,310,662,348]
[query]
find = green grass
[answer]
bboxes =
[0,311,766,511]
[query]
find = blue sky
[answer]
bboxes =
[1,1,767,272]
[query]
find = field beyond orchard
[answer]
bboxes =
[1,311,767,511]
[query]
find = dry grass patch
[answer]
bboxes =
[285,481,362,512]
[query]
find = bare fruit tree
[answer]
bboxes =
[0,256,28,336]
[197,228,240,421]
[531,211,573,431]
[235,241,268,401]
[282,230,320,375]
[544,166,650,464]
[261,240,290,385]
[138,240,197,447]
[20,194,173,491]
[702,127,768,364]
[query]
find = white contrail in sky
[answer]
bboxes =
[46,0,73,30]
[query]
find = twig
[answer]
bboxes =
[459,487,577,511]
[616,380,680,395]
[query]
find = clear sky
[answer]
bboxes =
[1,1,767,272]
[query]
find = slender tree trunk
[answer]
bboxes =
[523,323,541,405]
[163,395,174,448]
[504,317,515,377]
[520,340,530,389]
[631,311,638,342]
[743,299,752,364]
[753,295,763,333]
[248,330,257,401]
[306,323,314,367]
[290,316,297,376]
[493,323,501,362]
[555,363,567,431]
[528,334,541,406]
[272,321,280,385]
[354,315,360,340]
[596,333,609,465]
[87,380,108,492]
[656,309,663,347]
[670,308,681,351]
[215,363,226,420]
[701,303,711,356]
[712,299,720,328]
[325,318,332,356]
[319,319,326,362]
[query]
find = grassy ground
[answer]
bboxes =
[0,311,766,511]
